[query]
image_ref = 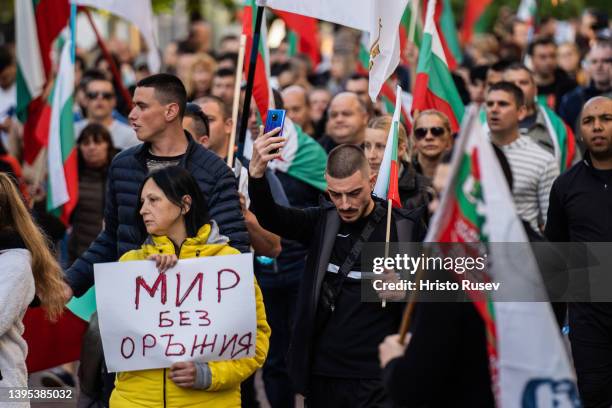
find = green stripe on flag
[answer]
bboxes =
[454,153,484,232]
[15,66,33,122]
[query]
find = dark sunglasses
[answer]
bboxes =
[414,126,445,140]
[86,91,114,100]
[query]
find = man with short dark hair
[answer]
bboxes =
[74,70,139,150]
[486,81,559,233]
[249,136,425,406]
[504,63,581,169]
[546,96,612,407]
[345,73,371,110]
[527,36,577,111]
[560,41,612,133]
[64,73,248,300]
[182,102,209,144]
[319,92,369,153]
[211,68,236,106]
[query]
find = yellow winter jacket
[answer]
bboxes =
[109,222,270,408]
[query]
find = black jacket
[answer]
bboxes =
[66,132,249,296]
[398,160,430,211]
[559,82,612,133]
[248,174,426,394]
[382,302,495,408]
[546,153,612,243]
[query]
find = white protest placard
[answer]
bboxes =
[94,253,257,373]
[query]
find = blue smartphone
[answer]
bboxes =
[264,109,286,154]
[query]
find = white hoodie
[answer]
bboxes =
[0,248,35,403]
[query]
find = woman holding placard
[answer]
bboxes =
[109,166,270,407]
[0,173,65,394]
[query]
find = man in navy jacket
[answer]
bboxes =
[63,74,248,299]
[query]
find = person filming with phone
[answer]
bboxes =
[248,129,426,407]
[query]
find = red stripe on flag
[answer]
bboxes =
[460,0,492,44]
[22,97,48,164]
[564,123,576,169]
[388,160,402,208]
[243,5,270,122]
[23,307,87,373]
[34,1,70,78]
[61,148,79,224]
[425,0,458,70]
[412,72,460,133]
[274,10,320,67]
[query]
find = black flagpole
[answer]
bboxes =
[237,5,265,162]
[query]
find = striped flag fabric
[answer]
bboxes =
[269,117,328,192]
[427,106,579,406]
[460,0,494,44]
[243,0,273,123]
[517,0,537,42]
[273,10,320,68]
[430,0,462,70]
[399,1,423,64]
[47,32,78,224]
[373,85,403,208]
[258,0,408,102]
[16,0,70,164]
[539,103,577,172]
[412,0,464,133]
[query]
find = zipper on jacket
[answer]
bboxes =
[163,368,167,408]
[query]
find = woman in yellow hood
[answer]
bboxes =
[110,166,270,407]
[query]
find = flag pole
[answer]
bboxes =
[398,251,426,343]
[408,0,420,44]
[237,5,265,161]
[382,198,394,308]
[228,34,247,168]
[84,8,133,111]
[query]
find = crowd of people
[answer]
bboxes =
[0,5,612,408]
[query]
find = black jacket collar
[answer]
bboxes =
[0,228,26,251]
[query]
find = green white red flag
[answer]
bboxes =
[460,0,494,44]
[47,32,78,224]
[372,85,403,208]
[257,0,408,102]
[273,10,320,67]
[16,0,70,164]
[427,106,579,406]
[517,0,537,41]
[427,0,462,70]
[243,1,273,123]
[412,0,464,133]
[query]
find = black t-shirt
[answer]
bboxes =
[145,151,185,173]
[312,207,403,379]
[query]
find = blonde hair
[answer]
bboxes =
[414,110,452,136]
[367,115,411,161]
[186,53,217,97]
[0,173,64,321]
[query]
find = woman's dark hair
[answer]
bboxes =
[135,166,209,240]
[77,123,116,170]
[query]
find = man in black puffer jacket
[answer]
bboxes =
[63,73,249,299]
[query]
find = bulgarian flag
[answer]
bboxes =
[399,0,423,64]
[461,0,494,44]
[273,10,320,68]
[427,106,579,406]
[412,0,464,133]
[373,85,403,208]
[539,103,577,172]
[16,0,70,164]
[47,26,78,224]
[269,117,328,191]
[243,0,273,124]
[517,0,537,42]
[427,0,462,70]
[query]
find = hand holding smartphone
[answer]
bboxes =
[263,109,286,154]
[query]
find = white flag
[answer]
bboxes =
[257,0,408,102]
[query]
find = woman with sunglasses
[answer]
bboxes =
[110,166,270,408]
[411,110,453,179]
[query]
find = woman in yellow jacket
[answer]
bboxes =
[109,166,270,407]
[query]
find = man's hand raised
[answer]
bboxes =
[249,126,285,178]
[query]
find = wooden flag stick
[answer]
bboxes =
[227,34,247,168]
[237,5,265,161]
[398,249,426,343]
[382,198,393,308]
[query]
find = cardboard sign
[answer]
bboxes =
[94,253,257,372]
